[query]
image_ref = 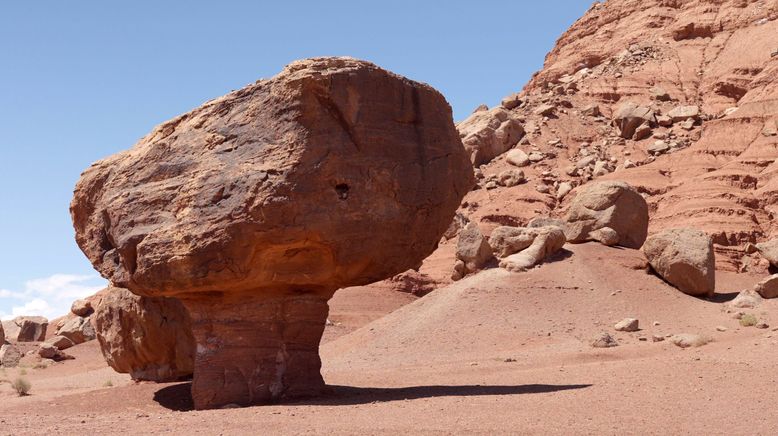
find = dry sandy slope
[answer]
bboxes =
[2,242,777,435]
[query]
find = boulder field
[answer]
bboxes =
[70,57,473,409]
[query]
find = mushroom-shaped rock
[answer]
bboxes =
[71,58,473,409]
[565,181,648,249]
[93,286,195,382]
[642,228,715,297]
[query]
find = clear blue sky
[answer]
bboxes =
[0,1,590,319]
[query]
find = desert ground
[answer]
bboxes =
[3,242,778,435]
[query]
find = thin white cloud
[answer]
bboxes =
[0,274,106,321]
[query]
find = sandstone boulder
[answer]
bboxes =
[2,316,48,342]
[499,226,566,272]
[667,105,700,122]
[38,344,74,362]
[56,315,96,344]
[614,318,639,332]
[506,149,530,167]
[496,169,525,187]
[43,335,75,351]
[488,226,537,259]
[71,299,94,317]
[565,181,649,249]
[754,274,778,299]
[613,102,655,139]
[458,107,525,165]
[71,58,473,409]
[755,238,778,268]
[642,228,715,297]
[454,222,493,278]
[442,211,470,241]
[0,343,22,367]
[93,286,195,382]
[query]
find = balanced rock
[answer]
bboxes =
[458,106,525,165]
[71,58,473,409]
[565,181,649,249]
[92,286,195,383]
[642,228,715,297]
[498,226,566,272]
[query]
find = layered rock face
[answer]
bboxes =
[71,57,472,409]
[452,0,778,272]
[92,286,194,382]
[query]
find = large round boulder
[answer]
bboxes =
[71,57,473,409]
[565,181,649,249]
[642,228,715,297]
[92,286,194,382]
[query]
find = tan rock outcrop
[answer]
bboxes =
[71,57,472,409]
[93,286,194,382]
[0,343,22,367]
[458,107,525,165]
[642,228,715,297]
[565,181,649,249]
[755,239,778,268]
[453,222,493,279]
[754,274,778,299]
[499,226,566,272]
[2,316,48,342]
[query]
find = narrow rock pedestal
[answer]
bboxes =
[182,290,333,410]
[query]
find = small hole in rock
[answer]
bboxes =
[335,183,349,200]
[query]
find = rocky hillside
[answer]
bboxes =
[454,0,778,272]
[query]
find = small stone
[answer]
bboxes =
[651,334,665,342]
[506,149,530,167]
[534,104,556,117]
[614,318,639,332]
[592,332,619,348]
[528,152,545,162]
[669,333,710,348]
[653,321,661,326]
[715,326,727,332]
[756,322,770,329]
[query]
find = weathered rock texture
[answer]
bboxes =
[92,286,194,382]
[442,0,778,272]
[1,316,48,342]
[498,226,566,272]
[71,57,472,409]
[565,181,648,249]
[642,228,716,297]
